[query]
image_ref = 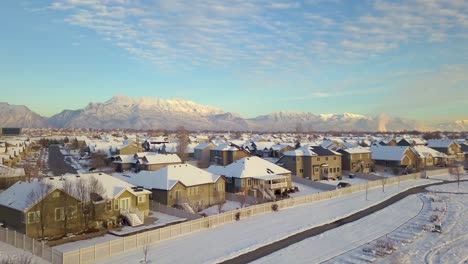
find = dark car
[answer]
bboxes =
[336,182,351,189]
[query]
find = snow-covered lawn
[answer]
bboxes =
[252,194,424,264]
[381,181,468,264]
[288,182,322,197]
[319,176,369,186]
[0,241,49,264]
[109,212,185,236]
[95,178,439,264]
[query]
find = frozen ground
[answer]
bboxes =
[95,178,439,264]
[0,241,49,264]
[381,181,468,264]
[252,194,424,264]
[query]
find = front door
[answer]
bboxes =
[120,198,130,211]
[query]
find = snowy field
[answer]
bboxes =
[95,178,439,264]
[382,181,468,264]
[252,194,424,264]
[0,241,49,264]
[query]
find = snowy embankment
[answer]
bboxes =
[0,241,50,264]
[382,181,468,264]
[252,194,423,264]
[97,178,439,264]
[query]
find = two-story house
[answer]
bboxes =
[426,139,465,163]
[210,143,250,166]
[337,147,373,173]
[370,145,419,168]
[276,145,342,181]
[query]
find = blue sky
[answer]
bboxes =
[0,0,467,124]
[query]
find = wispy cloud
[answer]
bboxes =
[39,0,468,72]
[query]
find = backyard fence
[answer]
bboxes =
[3,169,449,264]
[0,227,63,264]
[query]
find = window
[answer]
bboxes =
[317,157,320,161]
[114,200,119,211]
[325,157,328,161]
[106,200,112,211]
[314,167,318,172]
[337,168,340,172]
[55,207,64,221]
[52,192,60,198]
[138,195,145,203]
[299,169,303,173]
[216,183,224,192]
[27,211,40,224]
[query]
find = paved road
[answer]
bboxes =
[220,179,466,264]
[48,145,77,176]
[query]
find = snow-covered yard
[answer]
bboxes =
[54,212,185,253]
[288,182,322,197]
[319,176,369,186]
[200,200,248,216]
[0,241,49,264]
[94,178,439,264]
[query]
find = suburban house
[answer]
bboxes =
[0,181,82,239]
[126,164,225,211]
[379,138,397,146]
[207,156,292,199]
[411,145,448,168]
[0,165,26,189]
[0,173,151,239]
[276,145,342,181]
[244,141,276,157]
[194,142,216,161]
[210,143,250,166]
[43,173,152,228]
[113,154,137,172]
[397,138,426,147]
[337,147,373,173]
[460,143,468,161]
[115,140,142,155]
[370,145,419,169]
[426,139,465,163]
[136,153,182,171]
[270,144,294,158]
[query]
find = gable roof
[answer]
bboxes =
[427,139,459,149]
[43,173,151,199]
[0,181,55,212]
[207,156,290,179]
[411,146,447,158]
[370,145,414,161]
[127,164,222,190]
[338,147,372,154]
[142,154,182,165]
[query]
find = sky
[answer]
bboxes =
[0,0,467,124]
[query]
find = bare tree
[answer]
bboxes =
[236,189,249,208]
[141,243,150,264]
[74,178,90,230]
[381,177,387,193]
[61,179,76,236]
[90,150,108,170]
[176,126,189,163]
[27,182,52,239]
[88,176,106,221]
[449,163,463,190]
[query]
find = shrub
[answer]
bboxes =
[271,204,279,211]
[235,212,241,221]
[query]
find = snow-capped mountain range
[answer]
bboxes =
[0,96,465,132]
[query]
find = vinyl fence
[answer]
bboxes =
[12,168,449,264]
[0,227,63,264]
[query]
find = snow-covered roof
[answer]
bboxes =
[370,145,413,161]
[207,156,290,179]
[283,145,341,157]
[211,143,239,151]
[43,173,150,199]
[426,139,458,149]
[114,154,137,164]
[0,181,55,212]
[339,147,372,154]
[411,146,447,158]
[0,165,25,177]
[194,142,214,150]
[127,164,222,190]
[142,154,182,165]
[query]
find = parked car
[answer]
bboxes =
[336,182,351,189]
[348,174,355,179]
[432,223,442,233]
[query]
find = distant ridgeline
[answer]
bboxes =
[0,128,22,136]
